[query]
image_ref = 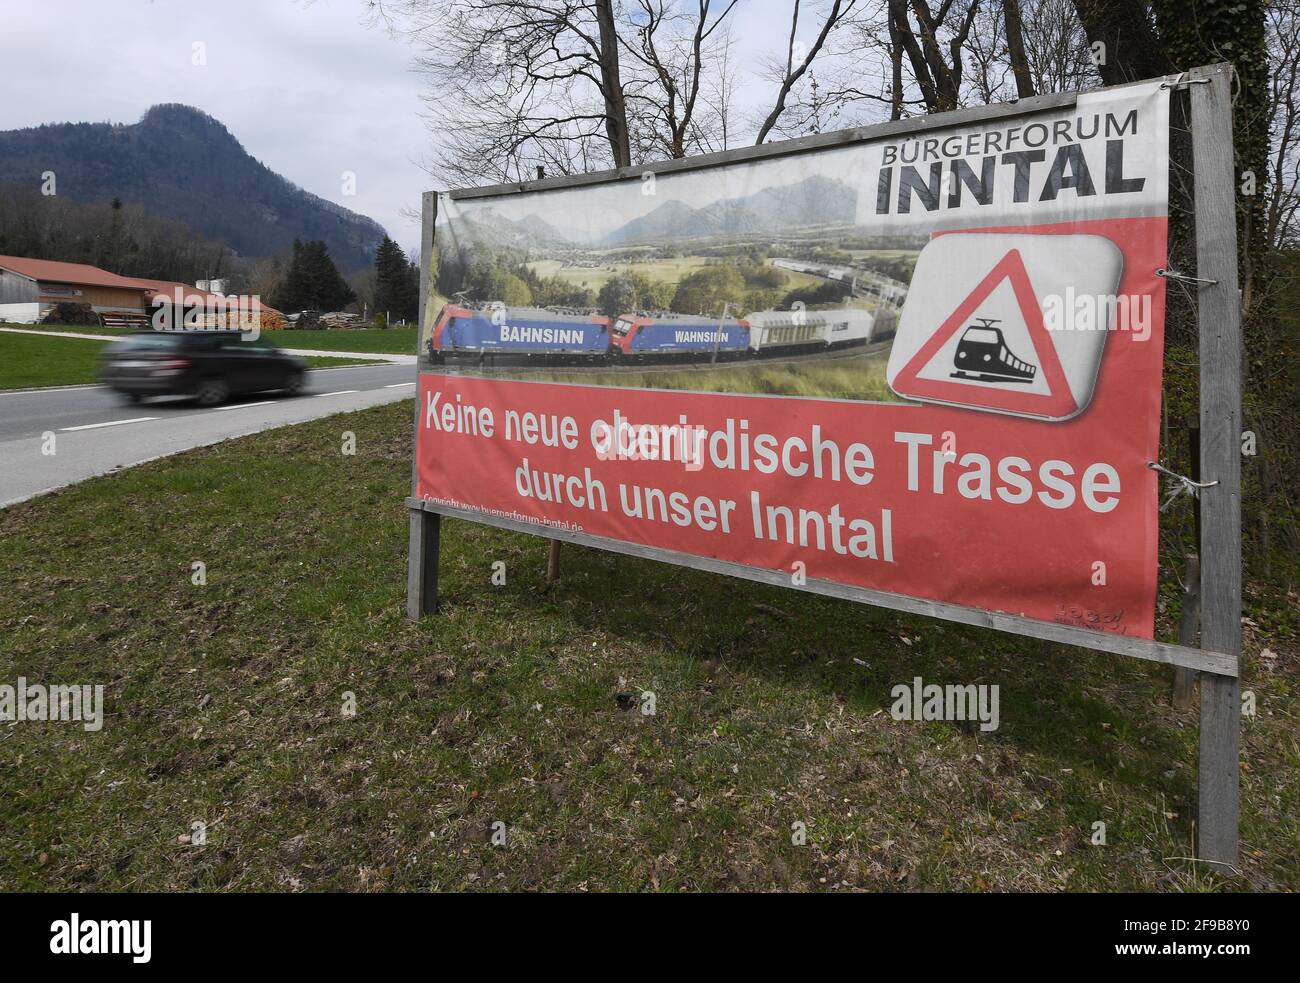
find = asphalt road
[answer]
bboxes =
[0,362,417,507]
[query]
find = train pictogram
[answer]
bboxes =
[949,318,1038,384]
[888,235,1124,420]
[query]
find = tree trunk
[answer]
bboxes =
[594,0,632,168]
[1004,0,1036,98]
[889,2,905,119]
[1071,0,1171,85]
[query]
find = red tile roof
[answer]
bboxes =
[123,277,282,317]
[120,277,227,306]
[0,259,283,317]
[0,255,148,291]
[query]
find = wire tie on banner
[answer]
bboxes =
[1156,268,1218,286]
[1160,74,1211,91]
[1148,461,1220,512]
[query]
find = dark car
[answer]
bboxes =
[100,330,308,406]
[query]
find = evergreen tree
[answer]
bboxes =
[270,240,308,312]
[372,236,419,321]
[271,239,357,312]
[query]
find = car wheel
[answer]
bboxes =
[119,392,144,406]
[283,371,305,396]
[195,377,230,407]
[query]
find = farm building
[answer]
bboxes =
[0,255,150,325]
[122,277,286,330]
[0,259,286,329]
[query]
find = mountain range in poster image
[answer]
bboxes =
[423,159,919,404]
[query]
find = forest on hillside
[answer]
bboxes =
[0,104,385,272]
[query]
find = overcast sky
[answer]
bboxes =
[0,0,856,257]
[0,0,431,253]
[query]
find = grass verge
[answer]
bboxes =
[0,333,379,390]
[0,334,108,389]
[4,323,414,355]
[270,327,418,355]
[0,400,1294,891]
[2,324,134,336]
[300,356,383,369]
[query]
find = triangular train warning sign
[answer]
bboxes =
[891,249,1078,419]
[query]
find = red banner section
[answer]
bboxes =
[417,227,1164,642]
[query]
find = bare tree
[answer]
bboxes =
[1002,0,1035,97]
[963,1,1012,105]
[889,0,983,112]
[1267,0,1300,249]
[764,2,917,132]
[369,1,634,185]
[754,0,861,143]
[380,0,902,173]
[1069,0,1169,86]
[595,0,634,166]
[843,0,1093,121]
[887,5,905,118]
[622,0,741,159]
[700,27,740,150]
[1019,0,1097,95]
[964,0,1090,104]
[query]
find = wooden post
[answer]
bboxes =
[1189,64,1243,868]
[406,508,441,619]
[546,539,562,588]
[1173,553,1200,708]
[406,190,442,621]
[535,157,560,595]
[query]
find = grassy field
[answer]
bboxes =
[0,400,1294,892]
[526,256,826,294]
[3,323,418,355]
[0,334,108,389]
[0,333,380,390]
[497,351,897,402]
[267,327,419,355]
[3,324,135,336]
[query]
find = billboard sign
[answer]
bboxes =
[414,79,1170,639]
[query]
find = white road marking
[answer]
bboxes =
[318,390,359,396]
[212,400,276,411]
[60,416,158,432]
[0,327,118,342]
[0,383,104,396]
[384,382,416,388]
[279,346,416,364]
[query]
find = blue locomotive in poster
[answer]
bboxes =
[611,312,751,357]
[431,303,613,358]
